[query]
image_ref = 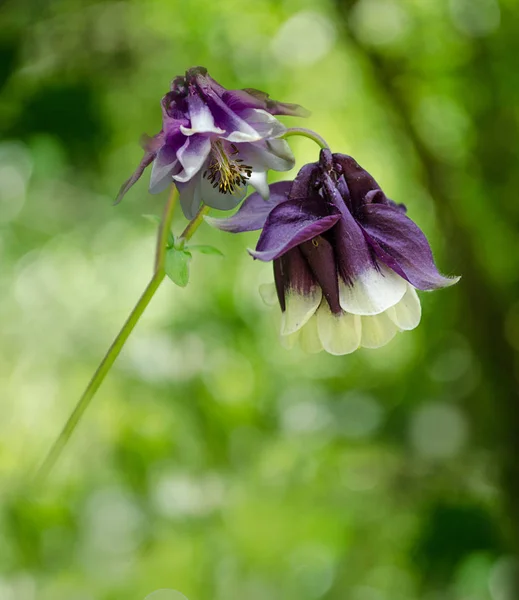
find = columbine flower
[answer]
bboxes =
[208,149,459,355]
[116,66,308,219]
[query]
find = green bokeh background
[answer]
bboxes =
[1,0,519,599]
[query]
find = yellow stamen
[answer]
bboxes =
[203,141,253,195]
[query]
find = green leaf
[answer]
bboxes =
[142,214,161,225]
[186,244,224,257]
[164,247,192,287]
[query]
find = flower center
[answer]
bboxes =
[203,141,253,195]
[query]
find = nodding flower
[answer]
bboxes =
[208,149,460,355]
[116,66,308,219]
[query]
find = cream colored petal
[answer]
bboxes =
[387,285,422,330]
[259,283,278,307]
[339,263,407,316]
[361,312,398,349]
[281,288,322,336]
[317,302,361,356]
[299,314,323,354]
[280,329,300,350]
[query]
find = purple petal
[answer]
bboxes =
[290,162,319,199]
[115,150,156,205]
[321,172,378,284]
[299,236,342,314]
[250,196,341,262]
[181,92,225,135]
[205,181,292,233]
[149,141,183,194]
[334,154,385,213]
[202,93,260,142]
[360,203,460,290]
[223,88,310,118]
[241,88,310,117]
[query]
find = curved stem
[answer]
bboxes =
[35,187,179,482]
[178,204,211,245]
[281,127,330,151]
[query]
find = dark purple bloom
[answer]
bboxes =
[208,149,459,354]
[117,67,308,219]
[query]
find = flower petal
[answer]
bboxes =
[176,173,203,219]
[237,139,295,172]
[149,145,180,194]
[386,284,421,330]
[339,262,407,316]
[115,151,155,204]
[360,312,398,349]
[225,88,310,117]
[248,171,269,200]
[277,248,322,335]
[173,135,212,183]
[360,203,460,290]
[299,314,323,354]
[282,287,322,335]
[250,197,341,262]
[205,181,292,233]
[238,109,287,138]
[203,93,262,142]
[316,302,361,355]
[200,174,247,212]
[321,172,380,284]
[334,154,385,212]
[180,93,225,136]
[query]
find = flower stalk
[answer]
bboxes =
[281,127,330,151]
[36,186,202,482]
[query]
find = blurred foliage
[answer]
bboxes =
[1,0,518,599]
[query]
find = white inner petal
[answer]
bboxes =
[316,302,361,356]
[387,284,422,330]
[174,137,212,183]
[199,174,247,211]
[339,263,407,316]
[280,328,300,350]
[360,312,398,349]
[248,171,269,200]
[281,287,322,335]
[181,98,225,136]
[299,313,323,354]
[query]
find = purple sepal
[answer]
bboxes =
[250,197,341,262]
[360,203,459,290]
[115,150,156,205]
[205,181,292,233]
[223,88,310,118]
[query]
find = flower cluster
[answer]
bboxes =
[119,67,459,355]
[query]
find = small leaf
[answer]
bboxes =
[186,244,224,257]
[142,214,161,225]
[165,247,192,287]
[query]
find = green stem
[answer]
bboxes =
[177,204,211,246]
[282,127,330,150]
[35,186,179,482]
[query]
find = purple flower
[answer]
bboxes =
[116,67,308,219]
[208,149,459,355]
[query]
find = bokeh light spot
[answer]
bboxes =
[271,11,336,67]
[410,401,468,459]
